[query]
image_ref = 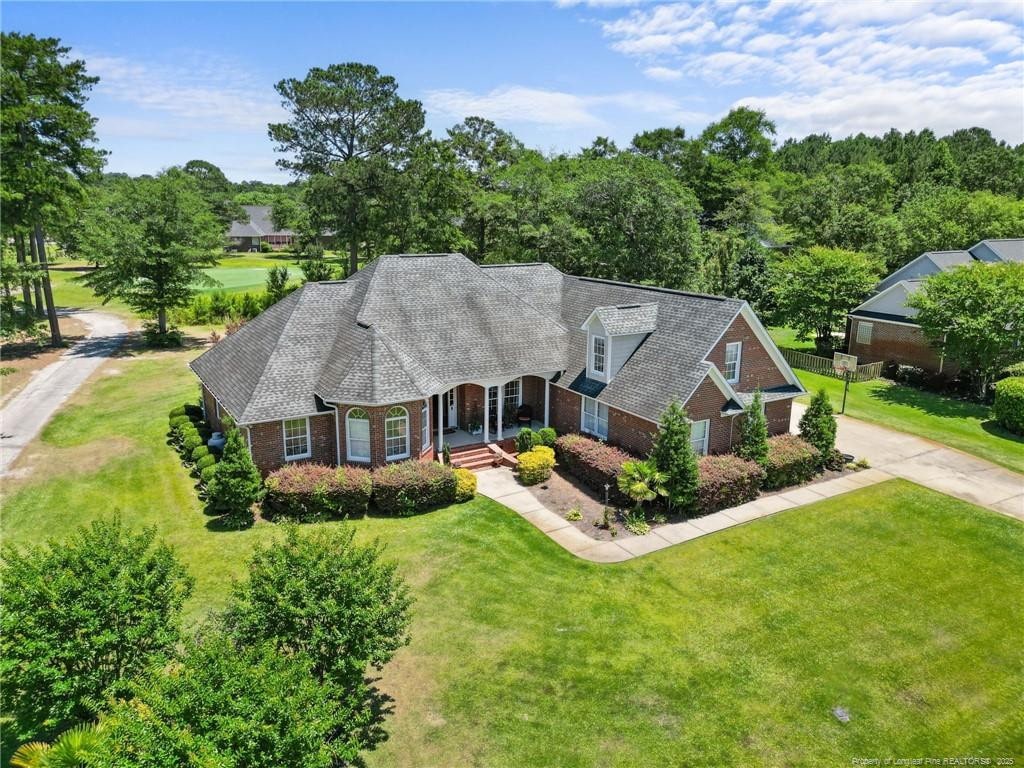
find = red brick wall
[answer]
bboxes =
[847,318,952,373]
[683,375,734,454]
[335,399,430,468]
[708,314,789,391]
[521,376,546,423]
[766,399,793,436]
[201,386,224,433]
[549,383,581,436]
[607,407,657,456]
[457,384,485,429]
[246,412,337,476]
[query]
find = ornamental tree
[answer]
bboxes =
[771,246,881,353]
[205,426,263,527]
[907,262,1024,397]
[649,400,700,513]
[798,389,837,463]
[0,518,193,742]
[736,390,769,466]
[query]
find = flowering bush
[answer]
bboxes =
[554,434,634,504]
[264,463,373,521]
[763,435,821,490]
[372,460,457,516]
[695,455,765,516]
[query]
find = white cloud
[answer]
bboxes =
[590,0,1024,142]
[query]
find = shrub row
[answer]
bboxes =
[168,404,219,487]
[695,455,765,516]
[517,445,555,485]
[515,426,557,453]
[763,435,821,490]
[993,376,1024,435]
[554,434,634,504]
[373,460,458,516]
[264,464,372,521]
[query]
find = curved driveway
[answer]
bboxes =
[0,311,129,476]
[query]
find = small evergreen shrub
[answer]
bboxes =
[517,447,555,485]
[195,454,217,472]
[184,403,204,420]
[169,414,191,432]
[695,455,765,516]
[199,464,218,486]
[453,467,477,502]
[1001,362,1024,379]
[191,445,210,462]
[536,427,557,447]
[736,391,769,466]
[182,433,204,455]
[993,376,1024,435]
[554,434,633,503]
[264,463,373,521]
[169,405,186,420]
[763,435,821,490]
[798,389,837,465]
[515,428,536,453]
[650,400,700,512]
[372,461,457,516]
[205,429,264,527]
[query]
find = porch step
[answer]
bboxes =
[450,446,498,471]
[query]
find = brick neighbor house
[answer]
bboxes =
[227,205,296,251]
[190,253,804,474]
[847,238,1023,373]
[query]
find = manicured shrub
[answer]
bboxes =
[763,435,821,490]
[200,464,219,486]
[169,414,191,432]
[993,376,1024,435]
[264,463,373,521]
[169,405,186,420]
[798,389,837,465]
[184,403,204,420]
[191,445,210,462]
[453,467,477,502]
[554,433,633,503]
[736,391,769,466]
[196,454,217,472]
[517,447,555,485]
[650,400,700,512]
[536,427,557,447]
[206,429,264,527]
[1001,362,1024,379]
[515,428,536,453]
[372,461,457,516]
[182,433,204,455]
[696,455,765,516]
[174,421,198,445]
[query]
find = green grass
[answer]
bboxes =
[768,326,817,353]
[796,369,1024,473]
[198,266,274,294]
[3,348,1022,766]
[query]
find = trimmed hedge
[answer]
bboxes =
[554,434,633,504]
[993,376,1024,435]
[536,427,557,447]
[763,435,821,490]
[195,454,217,472]
[264,463,373,521]
[199,464,218,486]
[695,455,765,516]
[191,445,210,462]
[453,467,477,502]
[372,460,457,516]
[517,446,555,485]
[169,405,187,420]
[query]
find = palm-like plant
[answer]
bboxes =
[617,460,668,513]
[10,722,102,768]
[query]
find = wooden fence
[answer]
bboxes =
[780,349,884,382]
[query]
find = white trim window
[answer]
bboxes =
[420,400,431,451]
[581,396,609,440]
[856,321,873,345]
[503,378,521,416]
[724,341,742,384]
[346,408,371,463]
[591,335,607,376]
[690,418,710,456]
[282,417,311,461]
[385,406,410,461]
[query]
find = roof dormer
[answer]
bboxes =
[581,303,658,383]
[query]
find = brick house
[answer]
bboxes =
[191,253,804,474]
[847,239,1023,373]
[227,205,296,251]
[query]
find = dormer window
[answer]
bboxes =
[591,335,607,375]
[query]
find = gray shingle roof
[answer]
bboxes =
[192,254,777,426]
[970,238,1024,263]
[227,205,295,238]
[925,250,974,271]
[592,303,658,335]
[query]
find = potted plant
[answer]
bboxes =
[468,411,483,435]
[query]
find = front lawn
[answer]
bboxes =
[2,345,1021,765]
[795,369,1024,474]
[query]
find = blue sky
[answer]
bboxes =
[5,1,1022,182]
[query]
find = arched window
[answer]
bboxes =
[346,408,371,463]
[421,400,431,451]
[384,406,410,460]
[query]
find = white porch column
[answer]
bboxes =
[483,386,490,443]
[544,379,550,427]
[497,383,504,441]
[436,393,444,461]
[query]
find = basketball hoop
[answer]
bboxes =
[832,352,857,414]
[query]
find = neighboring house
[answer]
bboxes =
[848,238,1024,372]
[227,205,295,251]
[191,253,804,474]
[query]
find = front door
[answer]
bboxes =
[444,387,458,428]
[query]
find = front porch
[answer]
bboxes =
[444,420,545,449]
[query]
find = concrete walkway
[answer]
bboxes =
[0,311,128,476]
[476,405,1023,563]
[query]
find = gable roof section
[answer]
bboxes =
[969,238,1024,263]
[584,303,659,335]
[227,205,295,238]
